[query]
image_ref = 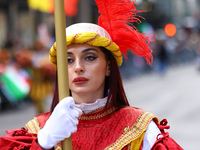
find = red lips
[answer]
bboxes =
[73,77,89,84]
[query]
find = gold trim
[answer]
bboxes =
[127,143,131,150]
[105,111,158,150]
[26,117,62,150]
[25,117,41,134]
[79,105,117,120]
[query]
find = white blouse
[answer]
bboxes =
[75,97,160,149]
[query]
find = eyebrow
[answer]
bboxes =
[67,48,98,55]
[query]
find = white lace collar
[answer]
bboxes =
[75,97,108,114]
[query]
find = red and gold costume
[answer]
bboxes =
[26,105,157,150]
[0,105,182,150]
[0,105,183,150]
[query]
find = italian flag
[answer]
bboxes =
[0,66,30,102]
[27,0,79,17]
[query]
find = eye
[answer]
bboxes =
[68,58,74,64]
[85,55,98,61]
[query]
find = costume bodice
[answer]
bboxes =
[26,105,158,150]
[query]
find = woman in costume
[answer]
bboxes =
[0,0,183,149]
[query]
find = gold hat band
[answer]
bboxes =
[49,32,122,67]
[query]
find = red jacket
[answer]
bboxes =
[0,106,183,150]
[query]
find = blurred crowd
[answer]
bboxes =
[1,15,200,114]
[120,23,200,78]
[0,41,56,115]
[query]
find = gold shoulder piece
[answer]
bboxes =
[25,117,61,150]
[105,111,158,150]
[25,117,41,134]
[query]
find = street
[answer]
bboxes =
[0,62,200,149]
[123,63,200,150]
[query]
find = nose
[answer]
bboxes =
[74,59,84,74]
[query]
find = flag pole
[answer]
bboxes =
[54,0,72,150]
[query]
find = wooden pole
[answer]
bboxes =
[54,0,72,149]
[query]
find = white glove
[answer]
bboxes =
[38,97,82,149]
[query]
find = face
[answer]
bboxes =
[67,44,110,103]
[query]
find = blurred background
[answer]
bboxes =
[0,0,200,149]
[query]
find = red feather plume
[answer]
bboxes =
[95,0,153,65]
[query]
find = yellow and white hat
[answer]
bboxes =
[49,23,122,67]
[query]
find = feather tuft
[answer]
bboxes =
[95,0,153,65]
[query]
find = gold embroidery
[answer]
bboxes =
[26,117,63,149]
[127,143,132,150]
[104,111,158,150]
[79,105,117,120]
[25,117,41,134]
[123,126,130,134]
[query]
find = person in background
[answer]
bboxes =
[157,40,168,75]
[29,41,56,114]
[0,49,11,74]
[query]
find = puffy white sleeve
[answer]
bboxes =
[142,120,161,150]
